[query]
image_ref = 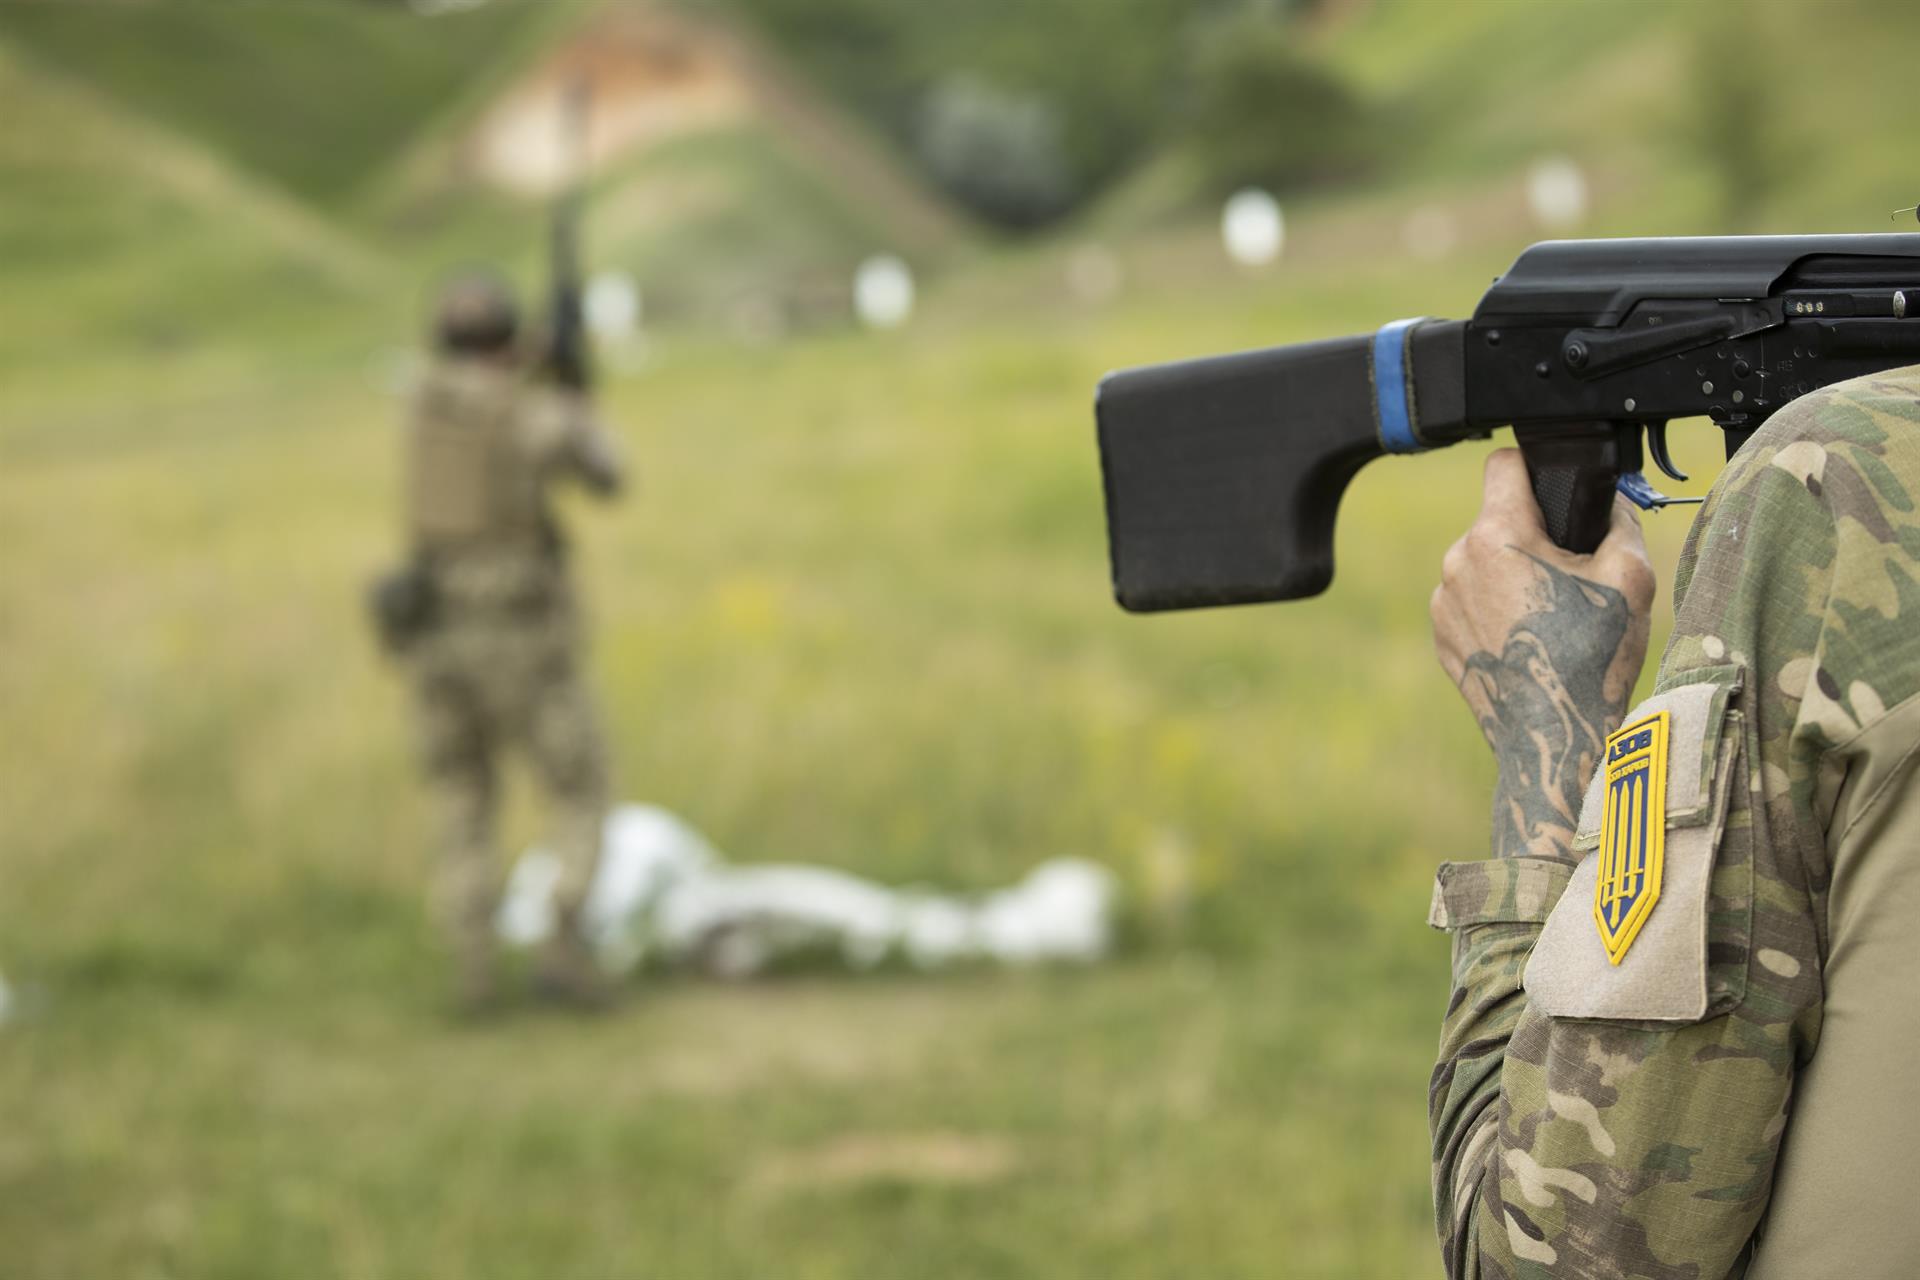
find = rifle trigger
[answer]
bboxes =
[1645,422,1688,482]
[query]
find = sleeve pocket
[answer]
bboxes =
[1524,668,1749,1023]
[1428,857,1576,930]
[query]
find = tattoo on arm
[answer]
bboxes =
[1460,553,1633,861]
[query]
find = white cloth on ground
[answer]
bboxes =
[498,804,1117,976]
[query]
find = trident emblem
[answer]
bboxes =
[1593,710,1670,965]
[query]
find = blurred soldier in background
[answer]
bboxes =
[1426,370,1920,1275]
[373,270,624,1014]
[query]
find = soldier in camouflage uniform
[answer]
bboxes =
[389,272,624,1013]
[1426,368,1920,1276]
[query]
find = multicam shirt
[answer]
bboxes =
[408,359,623,555]
[407,357,624,610]
[1427,368,1920,1278]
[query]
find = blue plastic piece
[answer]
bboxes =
[1616,471,1666,510]
[1372,318,1427,454]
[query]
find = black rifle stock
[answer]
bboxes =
[1097,234,1920,611]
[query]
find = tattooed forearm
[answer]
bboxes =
[1459,552,1634,861]
[1431,453,1654,861]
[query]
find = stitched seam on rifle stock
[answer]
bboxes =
[1368,332,1383,451]
[1403,322,1424,446]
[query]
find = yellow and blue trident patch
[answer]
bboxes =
[1594,709,1670,965]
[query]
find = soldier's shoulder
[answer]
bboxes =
[1712,365,1920,526]
[1665,367,1920,688]
[1684,366,1920,740]
[1751,365,1920,455]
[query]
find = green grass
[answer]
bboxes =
[0,214,1719,1275]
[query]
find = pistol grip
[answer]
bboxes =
[1516,423,1641,554]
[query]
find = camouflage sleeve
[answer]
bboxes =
[522,387,625,497]
[1423,373,1920,1276]
[1428,768,1793,1280]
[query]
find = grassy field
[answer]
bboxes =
[3,0,1895,1274]
[0,215,1723,1277]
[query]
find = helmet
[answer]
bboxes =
[433,270,519,354]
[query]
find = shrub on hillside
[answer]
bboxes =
[725,0,1196,228]
[915,76,1074,229]
[1179,16,1372,197]
[724,0,1356,228]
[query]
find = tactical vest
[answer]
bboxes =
[406,361,550,553]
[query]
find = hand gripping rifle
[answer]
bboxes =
[542,80,593,392]
[1096,234,1920,611]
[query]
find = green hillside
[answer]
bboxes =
[1319,0,1919,230]
[706,0,1676,226]
[711,0,1920,237]
[0,40,385,406]
[374,114,959,335]
[0,0,971,393]
[0,0,570,207]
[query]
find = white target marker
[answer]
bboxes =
[1221,189,1285,267]
[854,254,915,330]
[1527,157,1590,229]
[585,271,641,340]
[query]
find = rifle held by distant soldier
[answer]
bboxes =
[542,80,593,392]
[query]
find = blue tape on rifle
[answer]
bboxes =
[1373,317,1427,454]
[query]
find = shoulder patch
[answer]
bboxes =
[1525,676,1744,1023]
[1594,710,1668,965]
